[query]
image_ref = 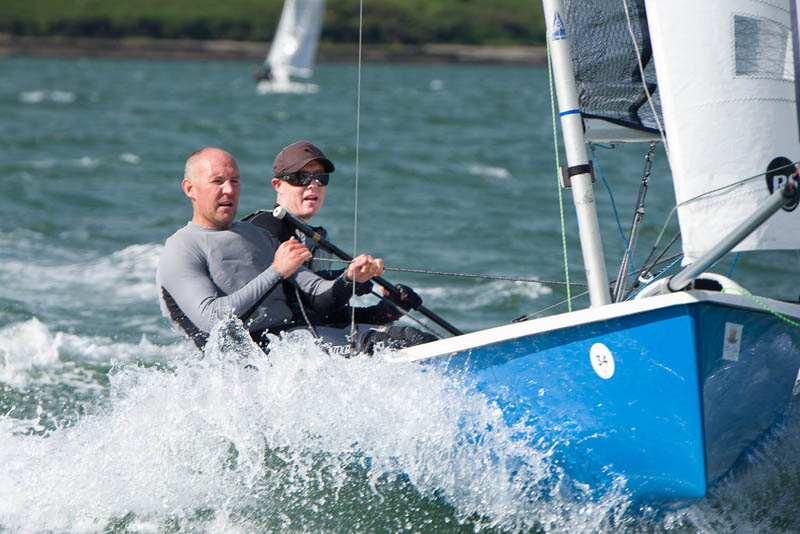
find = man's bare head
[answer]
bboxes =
[182,148,241,229]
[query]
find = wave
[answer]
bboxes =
[1,316,799,533]
[18,90,76,104]
[2,153,142,172]
[0,243,162,308]
[0,317,189,387]
[0,319,630,534]
[407,279,553,306]
[0,318,59,386]
[468,164,512,180]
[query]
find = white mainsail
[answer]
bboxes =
[265,0,325,83]
[644,0,800,262]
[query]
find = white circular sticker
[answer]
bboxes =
[590,343,615,379]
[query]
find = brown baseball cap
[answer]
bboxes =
[273,141,335,176]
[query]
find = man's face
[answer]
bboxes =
[183,150,240,229]
[272,159,327,222]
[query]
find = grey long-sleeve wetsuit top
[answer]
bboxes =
[156,221,354,334]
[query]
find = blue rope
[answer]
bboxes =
[590,147,636,278]
[625,255,683,300]
[727,252,740,277]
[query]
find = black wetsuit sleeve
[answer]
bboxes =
[289,267,354,316]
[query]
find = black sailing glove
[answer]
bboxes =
[379,284,423,321]
[389,284,422,311]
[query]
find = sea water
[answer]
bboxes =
[1,56,800,533]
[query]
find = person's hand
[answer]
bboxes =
[346,254,385,283]
[384,284,422,311]
[271,238,312,278]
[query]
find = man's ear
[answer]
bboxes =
[271,177,282,194]
[182,178,195,200]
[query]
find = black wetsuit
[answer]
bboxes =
[242,208,392,326]
[242,208,437,349]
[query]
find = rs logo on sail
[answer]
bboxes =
[766,156,800,212]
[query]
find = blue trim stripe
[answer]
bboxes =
[560,109,581,117]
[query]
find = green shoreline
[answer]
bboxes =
[0,34,546,65]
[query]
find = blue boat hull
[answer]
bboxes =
[422,295,800,502]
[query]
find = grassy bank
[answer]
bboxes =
[0,0,545,46]
[0,34,547,65]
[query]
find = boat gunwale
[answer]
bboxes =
[393,289,800,362]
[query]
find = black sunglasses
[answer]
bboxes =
[278,172,330,187]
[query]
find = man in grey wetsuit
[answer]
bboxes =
[156,147,386,353]
[242,141,436,347]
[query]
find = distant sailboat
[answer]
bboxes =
[254,0,325,94]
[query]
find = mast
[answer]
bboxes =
[542,0,612,307]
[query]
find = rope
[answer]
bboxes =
[648,159,800,262]
[517,261,800,329]
[513,289,590,322]
[621,0,670,162]
[370,291,446,339]
[294,286,319,338]
[721,287,800,329]
[513,252,683,322]
[624,232,680,300]
[349,0,365,344]
[727,252,740,278]
[624,255,683,300]
[307,257,588,287]
[546,34,573,311]
[638,231,680,283]
[591,146,636,279]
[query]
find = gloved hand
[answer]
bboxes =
[384,284,422,312]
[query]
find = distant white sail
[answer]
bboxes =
[265,0,325,82]
[645,0,800,262]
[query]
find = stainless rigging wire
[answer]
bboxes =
[309,257,587,287]
[349,0,365,346]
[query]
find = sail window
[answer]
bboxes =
[562,0,662,135]
[734,14,794,81]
